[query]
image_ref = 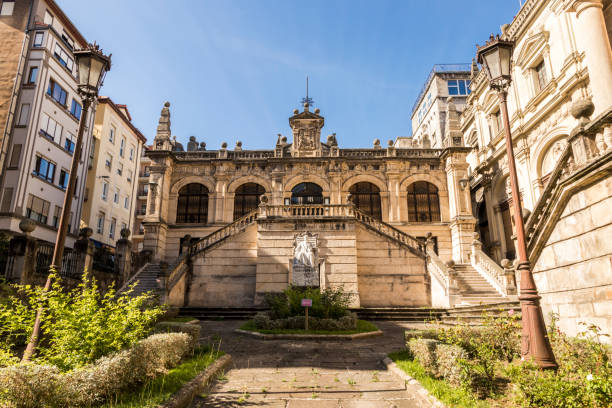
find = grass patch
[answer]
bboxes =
[162,316,198,323]
[101,346,222,408]
[240,319,378,335]
[388,351,489,408]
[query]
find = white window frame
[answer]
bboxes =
[0,0,15,16]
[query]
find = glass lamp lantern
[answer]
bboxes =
[74,43,111,97]
[477,35,514,91]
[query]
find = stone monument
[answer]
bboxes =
[291,232,319,287]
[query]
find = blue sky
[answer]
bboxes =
[58,0,519,149]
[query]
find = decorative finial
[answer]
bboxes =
[164,101,170,107]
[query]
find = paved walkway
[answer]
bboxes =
[190,321,435,408]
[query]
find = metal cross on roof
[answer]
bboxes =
[301,76,314,106]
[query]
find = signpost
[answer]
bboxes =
[301,298,312,331]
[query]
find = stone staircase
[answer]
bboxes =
[454,264,508,305]
[117,263,163,298]
[179,307,267,320]
[353,307,446,321]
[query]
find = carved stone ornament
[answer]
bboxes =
[292,232,319,287]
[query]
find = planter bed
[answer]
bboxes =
[236,319,382,340]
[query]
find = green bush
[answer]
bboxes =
[0,332,192,408]
[436,309,521,396]
[508,316,611,408]
[252,312,358,331]
[408,338,440,375]
[154,321,201,351]
[264,285,352,319]
[405,329,440,343]
[436,343,470,387]
[0,270,165,371]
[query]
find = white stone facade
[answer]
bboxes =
[462,0,612,338]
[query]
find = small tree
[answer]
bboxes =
[0,270,165,370]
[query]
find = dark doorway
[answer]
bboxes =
[291,183,323,205]
[234,183,265,220]
[349,182,382,219]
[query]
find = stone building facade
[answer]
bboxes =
[0,0,95,247]
[407,64,472,149]
[138,100,509,309]
[462,0,612,338]
[81,97,146,248]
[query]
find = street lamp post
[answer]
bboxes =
[477,35,557,370]
[22,43,111,362]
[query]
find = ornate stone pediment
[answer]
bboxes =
[515,29,549,69]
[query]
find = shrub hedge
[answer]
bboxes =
[0,332,192,408]
[253,311,357,331]
[154,321,201,351]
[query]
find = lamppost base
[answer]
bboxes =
[519,287,558,370]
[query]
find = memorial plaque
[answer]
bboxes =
[292,232,320,287]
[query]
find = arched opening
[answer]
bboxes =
[349,182,382,219]
[291,182,323,205]
[477,201,493,258]
[406,181,441,222]
[233,183,265,220]
[176,183,209,223]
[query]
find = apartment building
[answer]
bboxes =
[404,64,472,148]
[81,97,145,248]
[0,0,96,246]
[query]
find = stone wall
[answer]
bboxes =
[254,220,359,306]
[533,176,612,340]
[188,223,257,307]
[356,224,429,307]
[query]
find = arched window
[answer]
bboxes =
[176,183,209,223]
[407,181,441,222]
[234,183,265,220]
[349,182,382,219]
[291,182,323,205]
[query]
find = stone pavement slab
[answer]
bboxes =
[190,320,437,407]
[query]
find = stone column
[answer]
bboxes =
[445,150,477,264]
[570,0,612,115]
[73,227,94,276]
[386,173,400,222]
[114,228,133,285]
[8,219,37,284]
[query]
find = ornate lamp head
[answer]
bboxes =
[477,34,514,92]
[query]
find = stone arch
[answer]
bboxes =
[399,173,449,223]
[530,127,570,179]
[284,173,331,194]
[168,176,216,225]
[341,174,387,193]
[399,173,447,192]
[170,175,216,195]
[227,175,272,194]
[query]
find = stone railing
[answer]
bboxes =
[190,209,259,256]
[227,150,275,159]
[352,207,425,256]
[165,257,190,295]
[259,204,354,219]
[340,149,387,158]
[525,144,573,248]
[526,104,612,258]
[168,147,444,161]
[470,233,516,297]
[425,236,460,307]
